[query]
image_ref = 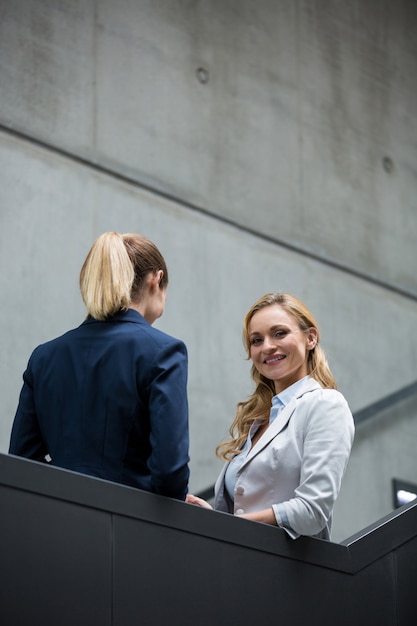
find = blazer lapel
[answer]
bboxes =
[241,398,297,467]
[239,377,321,469]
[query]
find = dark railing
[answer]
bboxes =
[1,452,417,626]
[353,379,417,424]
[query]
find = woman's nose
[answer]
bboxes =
[263,335,275,351]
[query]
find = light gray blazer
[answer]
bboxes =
[214,377,355,539]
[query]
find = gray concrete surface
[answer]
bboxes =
[1,0,416,541]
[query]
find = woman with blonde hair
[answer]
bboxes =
[187,293,354,538]
[10,232,189,500]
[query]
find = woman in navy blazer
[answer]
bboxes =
[187,293,354,537]
[9,232,189,500]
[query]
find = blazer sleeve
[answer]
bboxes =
[272,389,354,538]
[146,338,190,500]
[9,352,48,462]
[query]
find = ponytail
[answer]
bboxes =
[80,232,134,320]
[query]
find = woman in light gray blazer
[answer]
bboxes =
[187,293,354,539]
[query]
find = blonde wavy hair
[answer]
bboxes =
[216,293,337,460]
[79,232,168,320]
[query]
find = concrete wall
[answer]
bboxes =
[1,0,416,541]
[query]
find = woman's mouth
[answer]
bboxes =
[264,355,285,364]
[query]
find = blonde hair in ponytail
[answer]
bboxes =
[80,232,134,320]
[80,232,169,321]
[216,293,337,461]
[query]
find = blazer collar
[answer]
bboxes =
[241,376,322,468]
[82,308,149,326]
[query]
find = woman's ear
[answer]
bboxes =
[149,270,164,291]
[307,328,318,350]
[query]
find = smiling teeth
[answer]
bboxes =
[265,356,284,364]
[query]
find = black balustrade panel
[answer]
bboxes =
[1,453,416,626]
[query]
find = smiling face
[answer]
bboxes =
[248,304,317,394]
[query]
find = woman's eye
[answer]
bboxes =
[251,337,262,345]
[275,330,286,338]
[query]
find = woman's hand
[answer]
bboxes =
[186,494,213,510]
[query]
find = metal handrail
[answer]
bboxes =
[353,379,417,425]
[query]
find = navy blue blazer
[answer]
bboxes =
[9,309,189,500]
